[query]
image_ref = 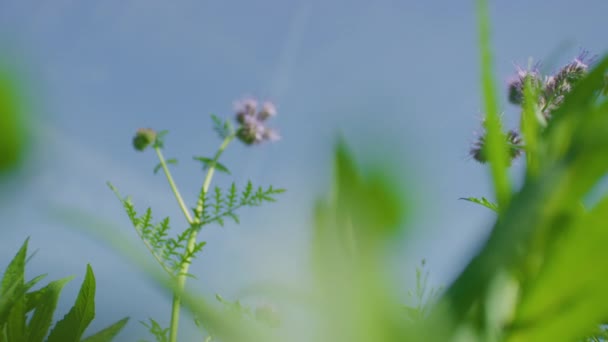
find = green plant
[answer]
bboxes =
[0,239,128,342]
[110,101,284,342]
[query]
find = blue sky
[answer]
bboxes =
[1,0,607,339]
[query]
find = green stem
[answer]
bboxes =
[166,134,235,342]
[155,147,194,224]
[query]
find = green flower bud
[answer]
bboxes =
[133,128,157,151]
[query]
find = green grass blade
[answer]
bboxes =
[476,0,511,210]
[521,76,541,178]
[26,276,73,342]
[81,317,129,342]
[47,265,96,342]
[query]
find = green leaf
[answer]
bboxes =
[211,114,232,139]
[0,279,22,327]
[81,317,129,342]
[47,264,96,342]
[476,0,511,210]
[509,196,608,341]
[0,239,28,327]
[152,130,169,149]
[153,158,178,174]
[0,66,27,173]
[26,276,73,342]
[6,287,26,342]
[140,318,169,342]
[193,156,231,175]
[1,238,28,295]
[459,196,498,212]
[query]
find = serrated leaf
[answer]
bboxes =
[153,163,162,174]
[0,279,22,327]
[0,238,28,329]
[81,317,129,342]
[26,276,73,342]
[459,196,499,212]
[152,130,169,149]
[7,286,26,342]
[211,114,231,139]
[1,238,28,295]
[193,156,231,175]
[47,264,96,342]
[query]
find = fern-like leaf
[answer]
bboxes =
[193,156,231,175]
[211,114,233,139]
[459,196,499,212]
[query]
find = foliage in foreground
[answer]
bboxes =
[0,239,128,342]
[4,0,608,340]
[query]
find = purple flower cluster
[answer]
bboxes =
[233,97,280,145]
[470,129,523,164]
[470,51,596,164]
[507,51,595,119]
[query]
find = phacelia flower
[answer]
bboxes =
[234,97,258,125]
[233,97,280,145]
[258,101,277,120]
[470,129,523,164]
[133,128,157,151]
[507,64,543,105]
[543,51,595,115]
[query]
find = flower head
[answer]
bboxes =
[544,51,595,105]
[470,129,522,164]
[507,64,542,105]
[133,128,157,151]
[233,97,280,145]
[258,101,277,120]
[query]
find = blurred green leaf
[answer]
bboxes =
[459,197,498,212]
[475,0,511,210]
[0,67,27,174]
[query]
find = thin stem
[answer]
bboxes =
[168,134,235,342]
[155,147,194,224]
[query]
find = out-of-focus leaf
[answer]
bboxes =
[475,0,511,210]
[459,197,498,212]
[311,141,410,342]
[0,66,27,173]
[507,195,608,341]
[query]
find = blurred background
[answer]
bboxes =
[0,0,606,339]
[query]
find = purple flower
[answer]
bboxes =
[258,101,277,120]
[544,51,595,110]
[507,64,542,105]
[470,129,522,164]
[233,97,280,145]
